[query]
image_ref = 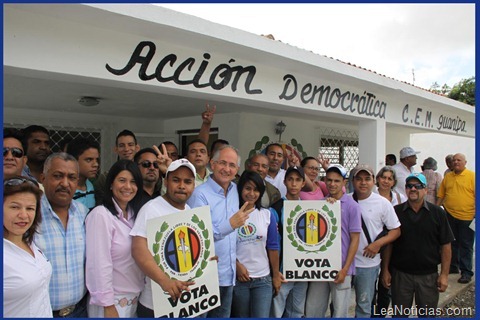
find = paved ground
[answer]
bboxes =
[345,268,476,317]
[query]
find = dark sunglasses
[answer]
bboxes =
[138,160,159,169]
[4,177,39,188]
[3,147,24,158]
[405,183,425,190]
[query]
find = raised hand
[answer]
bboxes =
[202,103,216,125]
[317,153,331,171]
[153,144,173,174]
[229,202,255,229]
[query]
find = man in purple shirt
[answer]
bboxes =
[305,164,362,317]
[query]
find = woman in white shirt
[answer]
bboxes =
[375,166,407,206]
[3,176,52,318]
[231,171,281,318]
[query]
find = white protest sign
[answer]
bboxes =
[147,206,220,317]
[283,200,342,281]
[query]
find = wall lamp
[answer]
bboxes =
[275,120,287,142]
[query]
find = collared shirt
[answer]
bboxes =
[437,168,475,220]
[421,169,443,204]
[86,200,144,307]
[35,196,89,310]
[392,162,415,198]
[73,179,96,211]
[266,168,287,197]
[3,239,53,317]
[391,201,454,274]
[187,175,239,286]
[195,167,211,187]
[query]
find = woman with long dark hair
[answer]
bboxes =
[231,171,281,318]
[3,176,52,317]
[86,160,145,317]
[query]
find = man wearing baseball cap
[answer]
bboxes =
[351,164,401,318]
[305,164,361,318]
[392,147,420,199]
[131,159,197,317]
[381,173,454,316]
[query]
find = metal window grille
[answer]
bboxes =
[318,127,359,177]
[4,124,101,152]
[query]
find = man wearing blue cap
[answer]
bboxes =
[380,173,454,317]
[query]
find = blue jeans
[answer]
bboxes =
[270,281,308,318]
[206,285,233,318]
[305,276,352,318]
[447,212,475,278]
[354,265,380,318]
[231,275,273,317]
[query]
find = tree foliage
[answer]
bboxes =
[448,77,475,106]
[429,77,475,106]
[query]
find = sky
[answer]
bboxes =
[158,3,475,91]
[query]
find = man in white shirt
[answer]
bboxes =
[131,159,197,317]
[265,143,287,197]
[351,164,401,318]
[392,147,420,198]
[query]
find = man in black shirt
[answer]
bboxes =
[380,173,454,318]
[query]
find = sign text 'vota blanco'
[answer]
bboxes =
[282,200,341,281]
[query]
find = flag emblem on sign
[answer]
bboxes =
[296,210,328,245]
[165,226,201,273]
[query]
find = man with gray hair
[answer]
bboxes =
[35,153,89,317]
[187,145,255,318]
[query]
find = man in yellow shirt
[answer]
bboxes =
[437,153,475,284]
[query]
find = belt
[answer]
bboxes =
[53,294,87,317]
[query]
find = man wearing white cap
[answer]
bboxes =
[392,147,420,199]
[131,159,197,317]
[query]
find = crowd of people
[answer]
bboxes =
[3,106,475,318]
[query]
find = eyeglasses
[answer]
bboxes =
[305,166,320,172]
[3,147,24,158]
[406,183,425,190]
[4,177,39,188]
[138,160,159,169]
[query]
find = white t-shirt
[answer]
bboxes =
[354,192,401,268]
[3,239,53,318]
[236,208,277,278]
[392,162,415,199]
[266,168,287,197]
[130,196,191,310]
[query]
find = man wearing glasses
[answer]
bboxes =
[381,173,454,317]
[3,128,28,180]
[134,147,163,205]
[187,145,255,318]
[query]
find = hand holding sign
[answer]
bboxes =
[161,277,195,301]
[229,202,255,229]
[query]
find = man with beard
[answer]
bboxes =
[131,159,197,317]
[381,173,453,317]
[134,148,162,205]
[265,143,288,197]
[35,153,89,317]
[22,125,52,182]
